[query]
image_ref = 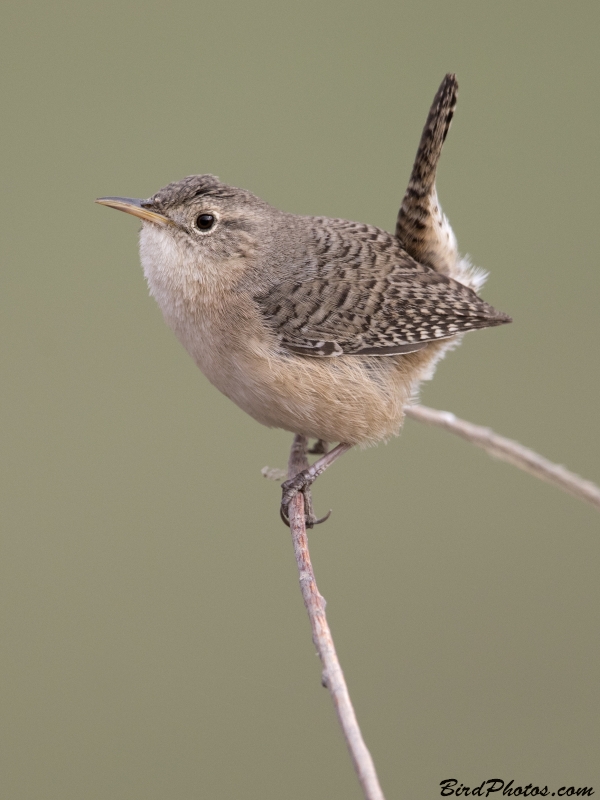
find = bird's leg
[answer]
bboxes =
[280,442,352,528]
[308,439,329,455]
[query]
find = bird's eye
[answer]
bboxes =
[195,213,215,231]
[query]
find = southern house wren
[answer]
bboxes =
[97,74,510,521]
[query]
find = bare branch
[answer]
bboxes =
[286,435,386,800]
[280,405,598,795]
[406,405,600,513]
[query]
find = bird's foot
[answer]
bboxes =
[308,439,329,455]
[280,470,332,529]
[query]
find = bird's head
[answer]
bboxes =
[97,175,278,305]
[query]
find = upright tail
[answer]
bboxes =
[396,74,459,276]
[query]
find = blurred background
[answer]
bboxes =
[2,1,599,798]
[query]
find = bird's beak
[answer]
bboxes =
[95,196,177,227]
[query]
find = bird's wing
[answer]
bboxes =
[255,232,510,358]
[395,73,460,275]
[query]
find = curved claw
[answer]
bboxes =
[279,501,332,529]
[310,509,332,527]
[280,465,333,528]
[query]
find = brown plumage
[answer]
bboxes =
[97,74,510,451]
[256,217,507,357]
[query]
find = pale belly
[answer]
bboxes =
[187,327,455,445]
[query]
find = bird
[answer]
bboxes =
[97,74,511,525]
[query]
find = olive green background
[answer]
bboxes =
[2,1,599,798]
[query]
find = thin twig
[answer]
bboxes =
[280,406,598,795]
[406,404,600,513]
[286,435,386,800]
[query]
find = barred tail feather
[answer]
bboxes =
[396,74,460,277]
